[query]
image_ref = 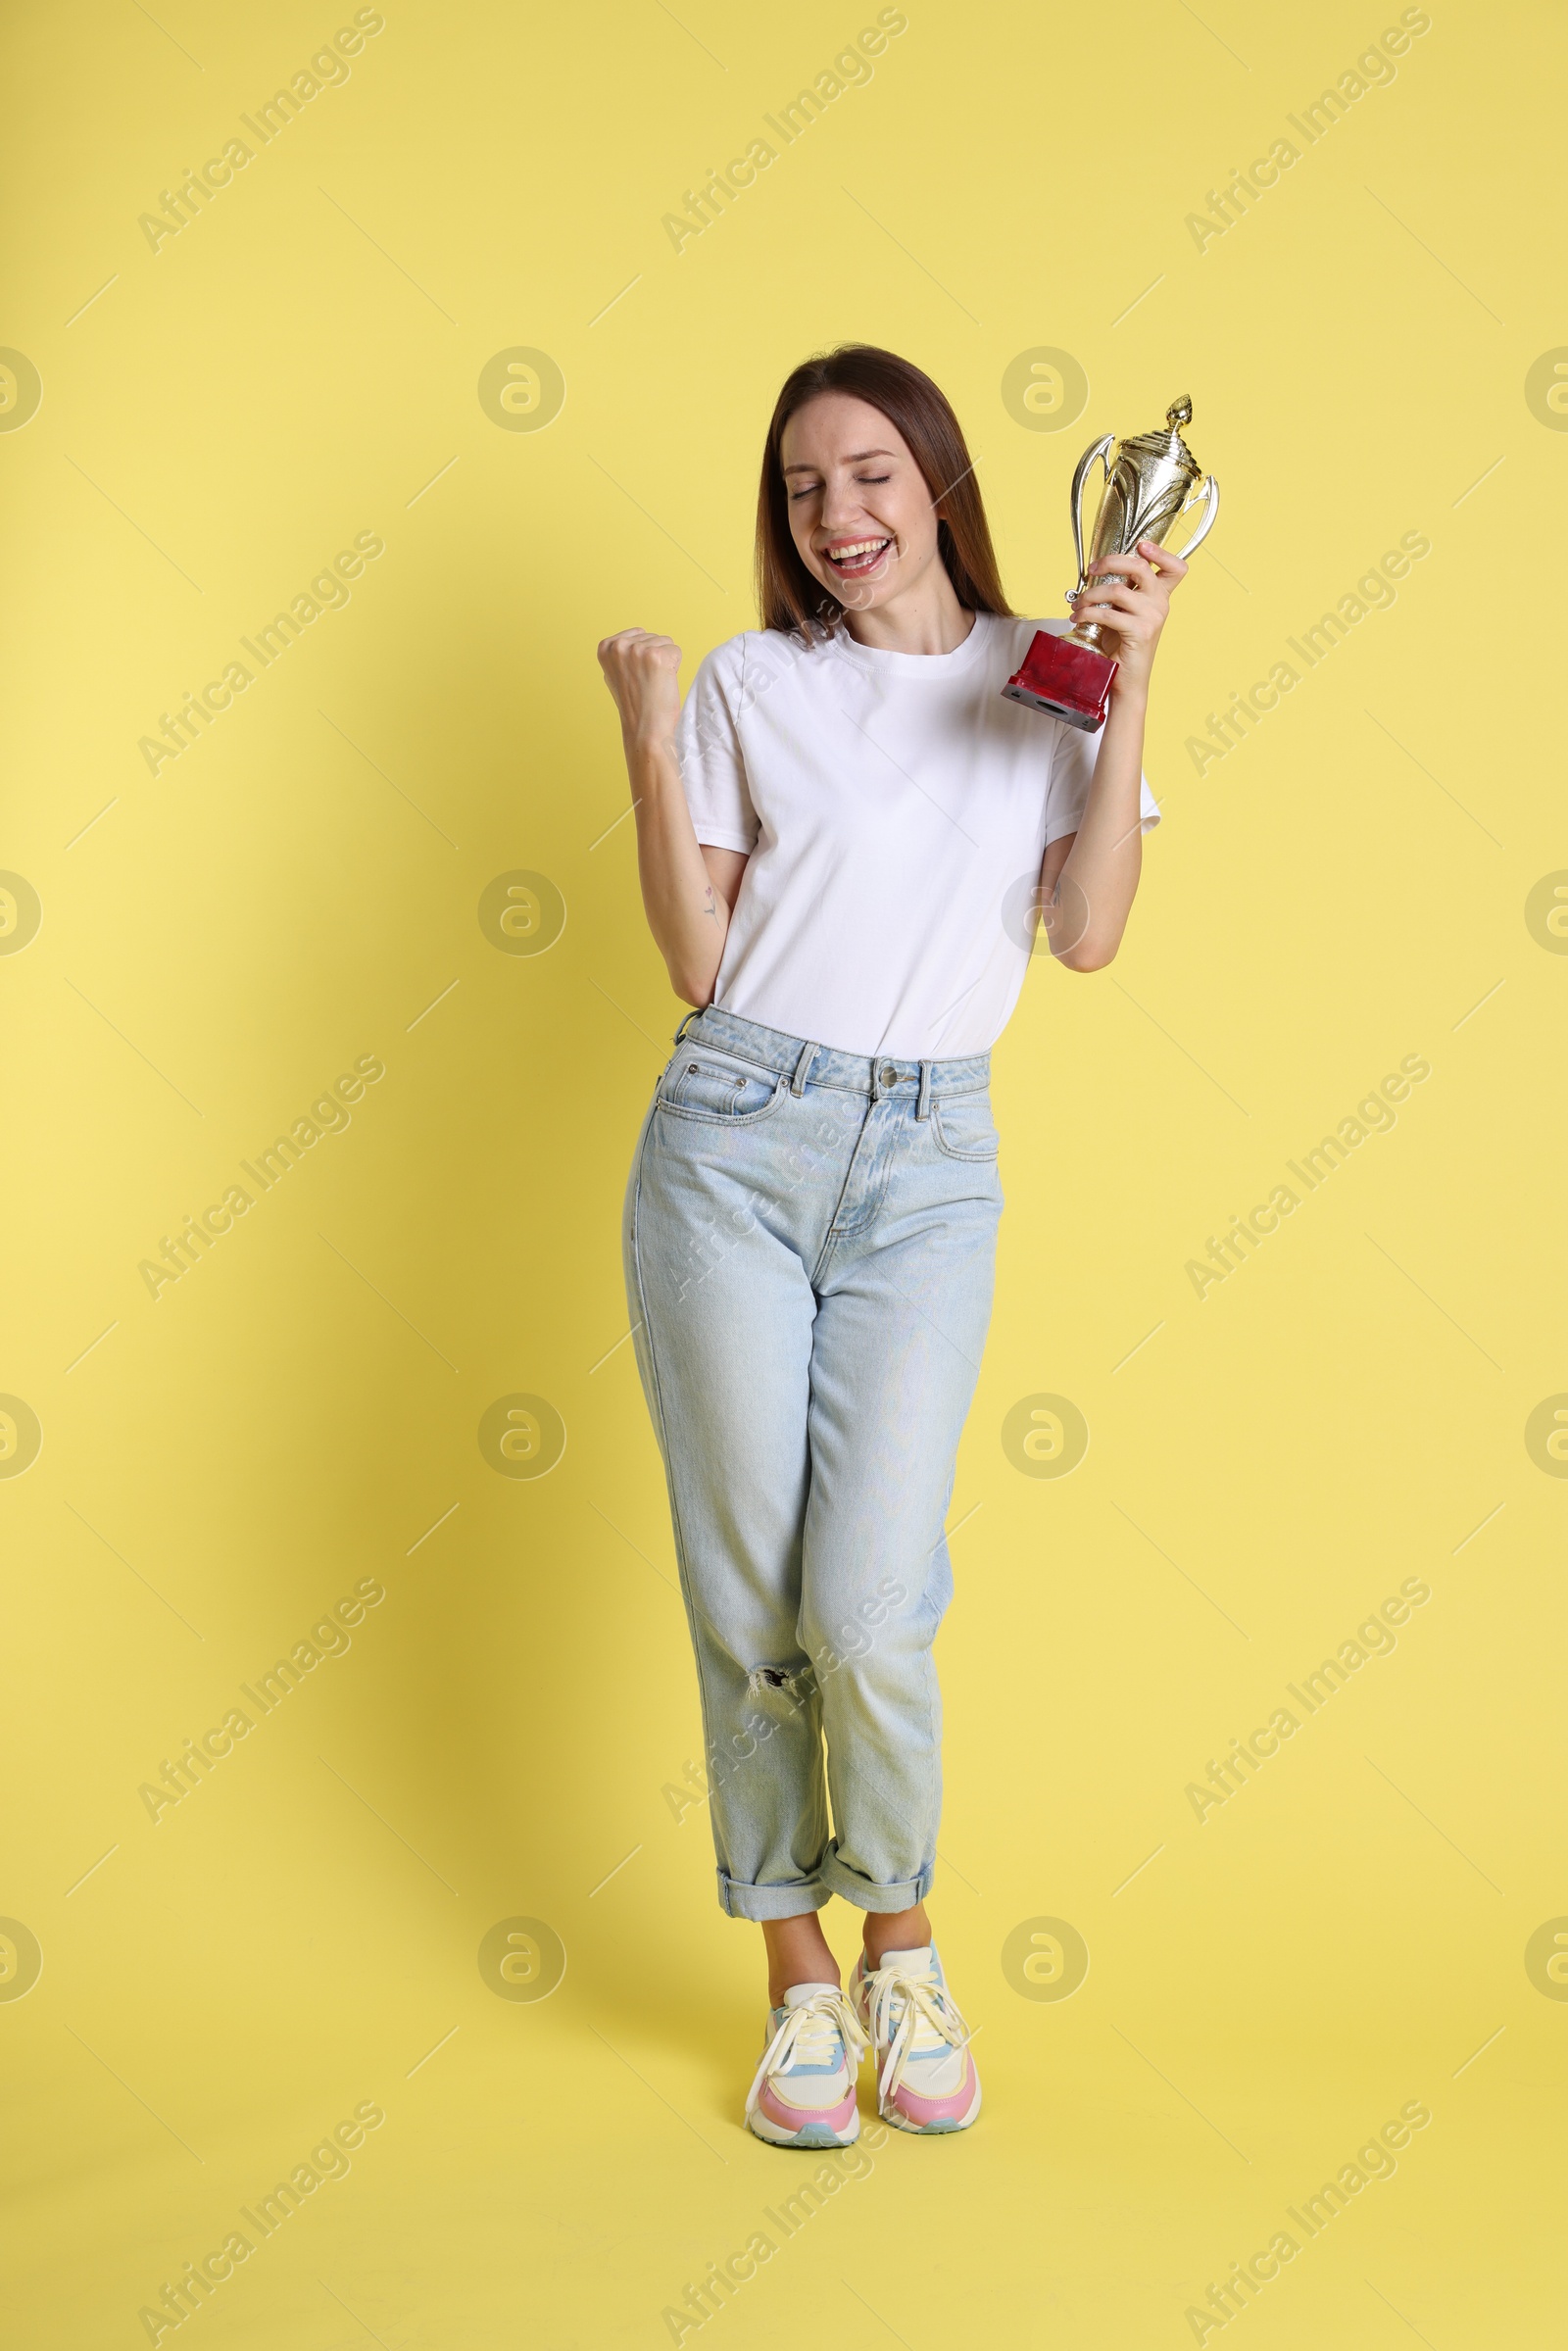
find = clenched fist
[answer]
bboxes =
[597,628,682,750]
[1070,537,1188,702]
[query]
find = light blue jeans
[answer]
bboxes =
[622,1004,1003,1920]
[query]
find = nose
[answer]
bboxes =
[817,473,868,534]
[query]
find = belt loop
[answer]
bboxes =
[916,1059,933,1121]
[790,1039,818,1097]
[673,1006,702,1047]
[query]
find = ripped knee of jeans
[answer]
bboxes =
[745,1661,815,1707]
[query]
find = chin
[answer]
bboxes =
[821,569,895,612]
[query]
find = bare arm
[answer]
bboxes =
[596,629,748,1005]
[1040,538,1188,972]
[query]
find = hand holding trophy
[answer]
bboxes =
[1003,396,1219,731]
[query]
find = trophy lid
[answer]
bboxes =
[1163,396,1196,464]
[1120,396,1200,479]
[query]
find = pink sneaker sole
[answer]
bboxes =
[881,2057,982,2134]
[748,2079,860,2148]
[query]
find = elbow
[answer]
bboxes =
[668,966,716,1008]
[1054,938,1119,974]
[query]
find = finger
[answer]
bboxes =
[1075,583,1156,620]
[1074,610,1154,646]
[1088,549,1157,587]
[1078,572,1155,603]
[1136,536,1189,581]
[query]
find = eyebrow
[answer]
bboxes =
[780,447,899,474]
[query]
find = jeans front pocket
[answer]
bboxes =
[659,1047,785,1125]
[931,1088,1000,1162]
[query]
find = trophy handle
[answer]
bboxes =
[1067,433,1115,602]
[1166,472,1220,562]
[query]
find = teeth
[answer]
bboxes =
[828,538,890,562]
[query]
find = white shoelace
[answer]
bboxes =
[860,1962,972,2106]
[744,1985,869,2124]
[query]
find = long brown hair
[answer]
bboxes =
[755,344,1012,640]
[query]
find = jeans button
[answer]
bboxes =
[879,1063,897,1087]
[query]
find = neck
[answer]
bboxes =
[841,562,974,656]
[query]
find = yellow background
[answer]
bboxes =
[4,0,1565,2342]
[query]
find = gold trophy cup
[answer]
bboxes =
[1003,395,1219,730]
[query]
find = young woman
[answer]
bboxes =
[598,345,1185,2146]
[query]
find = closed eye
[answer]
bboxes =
[788,473,892,500]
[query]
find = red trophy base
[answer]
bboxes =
[1002,629,1116,731]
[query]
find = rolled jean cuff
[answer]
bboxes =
[717,1870,833,1922]
[818,1845,934,1915]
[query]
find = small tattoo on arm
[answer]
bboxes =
[703,886,718,923]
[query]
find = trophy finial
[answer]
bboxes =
[1166,395,1193,429]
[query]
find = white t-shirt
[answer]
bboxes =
[674,611,1160,1059]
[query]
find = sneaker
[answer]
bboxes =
[851,1943,981,2134]
[744,1982,868,2148]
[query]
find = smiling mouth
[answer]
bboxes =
[822,536,893,580]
